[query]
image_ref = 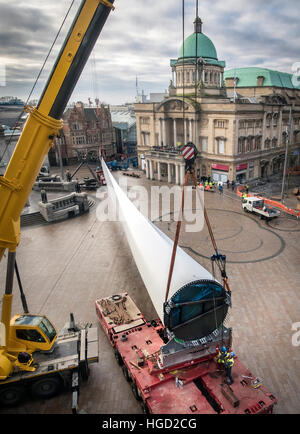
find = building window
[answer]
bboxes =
[216,120,225,128]
[238,137,243,154]
[239,120,245,129]
[143,133,150,146]
[186,71,190,82]
[204,72,208,82]
[72,122,82,130]
[218,139,225,154]
[201,138,207,152]
[249,164,254,179]
[272,138,277,148]
[266,114,272,128]
[76,136,85,145]
[273,113,278,127]
[255,136,262,150]
[192,71,196,82]
[246,137,251,152]
[255,120,261,128]
[282,131,287,146]
[265,138,270,149]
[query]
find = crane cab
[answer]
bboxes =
[8,314,57,354]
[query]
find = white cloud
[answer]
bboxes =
[0,0,299,105]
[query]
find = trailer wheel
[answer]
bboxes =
[122,364,131,382]
[30,375,62,399]
[0,385,25,406]
[131,382,141,401]
[114,349,123,366]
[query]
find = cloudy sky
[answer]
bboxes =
[0,0,299,105]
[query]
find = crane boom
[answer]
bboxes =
[0,0,115,387]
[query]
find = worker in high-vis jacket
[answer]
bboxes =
[216,346,229,365]
[224,352,235,385]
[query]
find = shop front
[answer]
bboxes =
[211,163,229,183]
[236,163,248,183]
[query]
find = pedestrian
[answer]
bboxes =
[224,352,235,385]
[242,192,247,202]
[226,179,230,189]
[218,183,223,194]
[66,169,72,182]
[75,178,81,193]
[231,180,235,191]
[41,189,47,203]
[245,184,249,194]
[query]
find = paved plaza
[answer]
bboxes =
[0,170,299,414]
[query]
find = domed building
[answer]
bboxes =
[135,17,300,185]
[170,17,226,98]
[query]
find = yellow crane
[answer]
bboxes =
[0,0,115,408]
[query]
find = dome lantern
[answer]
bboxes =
[194,16,203,34]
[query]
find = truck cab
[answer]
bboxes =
[242,196,280,220]
[8,314,57,354]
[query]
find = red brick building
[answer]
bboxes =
[62,101,115,163]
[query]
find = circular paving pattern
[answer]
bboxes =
[266,215,300,232]
[154,208,286,264]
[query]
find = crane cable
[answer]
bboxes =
[0,0,76,166]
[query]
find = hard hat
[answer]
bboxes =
[221,346,227,352]
[230,352,235,357]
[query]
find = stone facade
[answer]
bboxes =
[135,18,300,185]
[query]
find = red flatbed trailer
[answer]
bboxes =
[95,293,277,414]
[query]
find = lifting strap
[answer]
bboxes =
[164,168,231,303]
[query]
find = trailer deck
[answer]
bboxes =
[95,293,277,414]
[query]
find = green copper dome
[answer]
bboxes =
[178,32,218,60]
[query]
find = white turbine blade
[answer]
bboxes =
[102,159,214,321]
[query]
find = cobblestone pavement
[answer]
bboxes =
[0,170,299,414]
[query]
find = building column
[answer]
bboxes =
[184,119,187,145]
[173,118,177,148]
[180,164,185,186]
[157,161,161,181]
[189,119,193,142]
[162,119,167,147]
[145,159,149,178]
[149,159,154,180]
[175,164,180,185]
[194,117,198,150]
[158,118,162,147]
[168,163,171,183]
